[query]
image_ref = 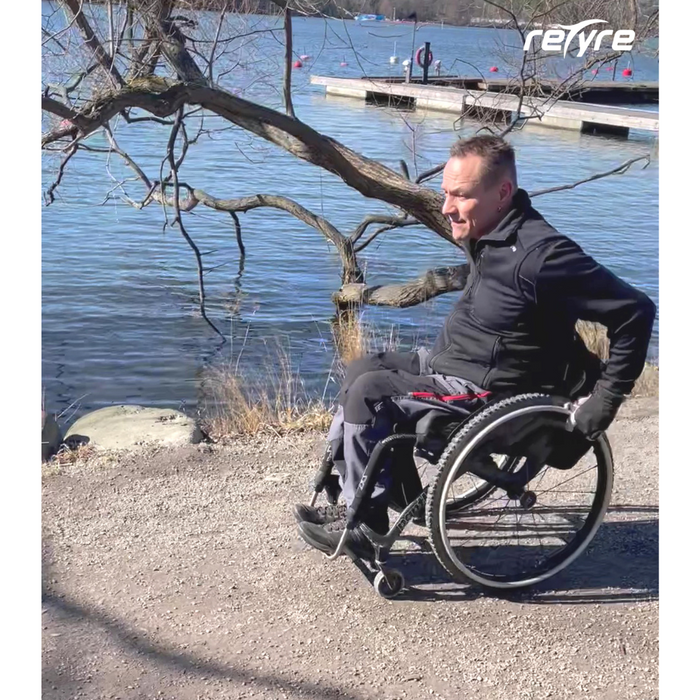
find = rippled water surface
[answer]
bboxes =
[42,9,659,418]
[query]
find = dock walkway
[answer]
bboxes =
[310,75,659,137]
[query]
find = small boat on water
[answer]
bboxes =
[355,14,385,22]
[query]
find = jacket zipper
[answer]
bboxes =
[481,335,502,387]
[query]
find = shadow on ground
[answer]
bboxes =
[42,587,368,700]
[42,505,657,697]
[391,504,658,604]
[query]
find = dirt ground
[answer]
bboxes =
[42,399,658,700]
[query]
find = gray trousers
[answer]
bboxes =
[327,349,482,510]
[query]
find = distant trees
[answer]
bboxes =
[80,1,658,28]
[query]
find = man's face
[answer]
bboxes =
[441,155,510,242]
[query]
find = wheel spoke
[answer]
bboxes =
[530,464,551,492]
[535,464,599,497]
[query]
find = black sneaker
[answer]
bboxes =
[297,519,376,561]
[293,503,347,525]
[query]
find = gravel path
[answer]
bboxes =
[42,399,658,700]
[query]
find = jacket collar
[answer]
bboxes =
[476,189,532,245]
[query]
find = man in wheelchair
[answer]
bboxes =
[295,134,656,562]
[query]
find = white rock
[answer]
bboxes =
[64,405,202,450]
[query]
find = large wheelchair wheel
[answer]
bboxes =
[426,394,613,590]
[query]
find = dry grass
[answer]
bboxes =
[332,309,365,366]
[576,320,610,361]
[202,315,413,439]
[43,443,96,475]
[332,311,417,368]
[200,351,333,440]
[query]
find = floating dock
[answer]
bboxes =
[310,75,659,137]
[387,75,659,104]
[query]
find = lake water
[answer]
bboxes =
[42,9,659,421]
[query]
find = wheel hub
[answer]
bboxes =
[519,490,537,509]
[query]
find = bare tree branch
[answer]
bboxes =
[44,142,79,205]
[63,0,125,88]
[192,190,361,283]
[207,1,229,85]
[94,124,363,283]
[350,213,413,245]
[531,155,651,197]
[229,211,245,259]
[333,264,470,308]
[40,83,454,243]
[355,219,423,253]
[166,106,224,339]
[283,6,296,119]
[416,161,446,185]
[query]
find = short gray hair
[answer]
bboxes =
[449,135,518,188]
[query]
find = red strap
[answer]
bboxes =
[409,391,491,402]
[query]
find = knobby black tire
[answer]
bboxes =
[426,393,614,590]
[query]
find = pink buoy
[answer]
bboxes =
[591,69,598,76]
[622,68,633,77]
[489,66,498,72]
[605,66,614,71]
[59,119,72,128]
[340,60,348,67]
[293,59,302,68]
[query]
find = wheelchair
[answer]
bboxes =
[305,392,614,599]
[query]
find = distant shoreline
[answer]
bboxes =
[52,1,537,30]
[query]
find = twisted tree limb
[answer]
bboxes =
[333,264,470,308]
[78,124,364,284]
[41,83,453,242]
[189,190,362,283]
[44,142,79,205]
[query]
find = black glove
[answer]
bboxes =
[572,385,625,440]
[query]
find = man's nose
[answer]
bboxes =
[442,195,456,216]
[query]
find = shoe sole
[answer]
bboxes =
[296,522,375,561]
[297,522,335,554]
[293,504,347,526]
[293,504,313,525]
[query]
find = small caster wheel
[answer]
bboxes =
[373,570,404,599]
[519,490,537,509]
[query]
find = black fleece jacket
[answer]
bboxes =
[427,189,656,397]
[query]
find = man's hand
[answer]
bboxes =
[570,385,625,440]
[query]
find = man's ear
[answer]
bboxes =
[499,179,514,204]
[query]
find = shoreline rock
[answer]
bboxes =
[64,405,203,451]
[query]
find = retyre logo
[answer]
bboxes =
[523,20,636,57]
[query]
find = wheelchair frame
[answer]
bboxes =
[303,393,613,599]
